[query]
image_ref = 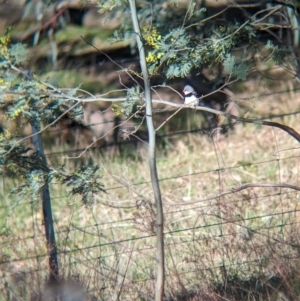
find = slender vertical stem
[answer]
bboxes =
[128,1,165,300]
[31,122,59,283]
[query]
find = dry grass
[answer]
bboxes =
[1,77,300,300]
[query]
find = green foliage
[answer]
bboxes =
[57,164,107,205]
[0,140,51,205]
[112,86,141,116]
[191,23,254,69]
[186,4,206,21]
[186,1,197,21]
[144,22,255,78]
[0,78,80,126]
[146,27,191,77]
[9,168,52,206]
[168,0,180,6]
[223,54,249,81]
[109,28,126,43]
[0,37,81,125]
[0,139,44,178]
[98,0,257,81]
[223,54,235,73]
[233,64,249,81]
[265,40,292,65]
[124,86,140,116]
[97,0,126,14]
[9,43,28,65]
[0,37,105,206]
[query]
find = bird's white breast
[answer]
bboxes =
[184,94,199,106]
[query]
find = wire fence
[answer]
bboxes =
[1,86,300,300]
[41,109,300,160]
[2,161,300,298]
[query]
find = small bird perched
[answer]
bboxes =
[182,85,199,106]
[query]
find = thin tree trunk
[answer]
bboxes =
[128,1,165,300]
[31,122,59,283]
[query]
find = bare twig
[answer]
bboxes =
[80,35,143,88]
[185,7,230,30]
[166,183,300,206]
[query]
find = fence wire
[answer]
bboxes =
[1,88,300,300]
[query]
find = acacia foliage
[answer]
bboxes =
[0,36,106,205]
[98,0,299,82]
[1,0,299,203]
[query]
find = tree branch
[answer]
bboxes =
[166,183,300,206]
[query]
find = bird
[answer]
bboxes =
[182,85,199,106]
